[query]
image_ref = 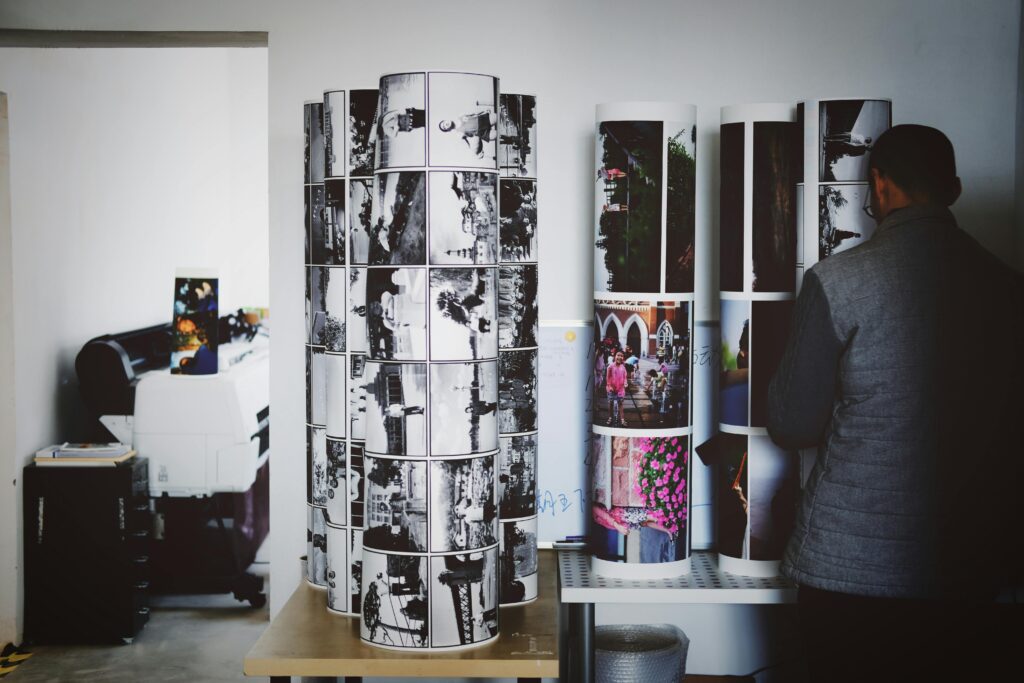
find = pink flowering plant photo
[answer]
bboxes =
[634,436,688,537]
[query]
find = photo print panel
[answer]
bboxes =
[170,271,218,375]
[349,88,378,177]
[307,504,329,587]
[429,456,498,554]
[429,267,498,361]
[308,183,328,265]
[498,433,537,520]
[324,178,347,265]
[429,361,499,457]
[818,183,875,260]
[749,300,795,428]
[714,432,749,563]
[323,89,346,180]
[819,99,891,182]
[593,102,697,295]
[347,268,368,353]
[719,121,745,292]
[497,264,538,350]
[309,266,327,344]
[326,522,350,614]
[327,350,348,436]
[593,298,692,431]
[499,516,539,605]
[312,266,346,352]
[719,298,750,428]
[360,550,429,649]
[349,354,367,440]
[365,267,427,361]
[499,178,538,263]
[305,100,325,184]
[427,71,499,169]
[589,433,691,578]
[307,425,328,506]
[428,171,499,265]
[325,437,348,525]
[349,178,374,265]
[499,93,537,178]
[350,442,366,529]
[498,349,538,434]
[363,456,428,553]
[369,171,427,266]
[362,361,428,457]
[350,529,364,615]
[375,73,426,169]
[429,548,499,648]
[307,346,328,427]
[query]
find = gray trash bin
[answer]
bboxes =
[595,624,690,683]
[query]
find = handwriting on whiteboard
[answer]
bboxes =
[536,487,586,517]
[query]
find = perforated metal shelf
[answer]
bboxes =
[558,549,796,604]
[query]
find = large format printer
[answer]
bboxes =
[76,313,270,606]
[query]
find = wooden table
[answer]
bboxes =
[244,550,560,681]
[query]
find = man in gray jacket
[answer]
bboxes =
[768,125,1022,680]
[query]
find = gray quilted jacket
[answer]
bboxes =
[767,204,1023,599]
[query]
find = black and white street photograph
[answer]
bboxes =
[818,184,875,260]
[350,178,374,264]
[309,265,326,343]
[430,361,499,456]
[364,456,428,553]
[427,71,498,168]
[324,177,347,264]
[325,351,347,438]
[366,267,427,361]
[362,361,428,457]
[499,518,538,604]
[429,549,499,648]
[499,93,537,178]
[429,267,497,361]
[376,73,426,169]
[311,266,346,351]
[350,442,365,529]
[324,90,346,180]
[307,345,327,426]
[307,183,327,264]
[428,171,498,265]
[349,354,367,440]
[361,550,428,648]
[326,522,349,614]
[819,99,890,182]
[347,267,367,353]
[325,436,348,525]
[307,504,328,586]
[349,88,378,177]
[306,100,325,184]
[498,264,538,349]
[429,456,498,553]
[498,434,537,519]
[498,349,538,433]
[499,178,537,263]
[307,425,327,506]
[369,171,427,265]
[350,529,364,614]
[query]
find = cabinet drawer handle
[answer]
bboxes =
[137,607,150,616]
[133,555,149,564]
[135,581,150,590]
[130,530,148,538]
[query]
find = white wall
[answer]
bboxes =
[0,47,268,642]
[0,0,1020,674]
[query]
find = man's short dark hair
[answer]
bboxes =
[868,125,959,205]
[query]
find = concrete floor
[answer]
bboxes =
[9,566,270,682]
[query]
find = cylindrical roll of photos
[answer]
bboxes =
[714,104,802,577]
[796,98,892,289]
[496,93,539,606]
[304,99,330,589]
[590,102,697,580]
[359,70,501,651]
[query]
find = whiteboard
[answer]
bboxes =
[536,320,593,545]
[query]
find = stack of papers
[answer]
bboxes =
[34,442,135,466]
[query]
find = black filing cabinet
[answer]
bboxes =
[24,457,151,644]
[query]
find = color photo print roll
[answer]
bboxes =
[171,270,218,375]
[362,70,501,651]
[497,93,539,607]
[797,98,891,287]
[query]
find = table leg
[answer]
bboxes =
[517,679,541,683]
[568,602,596,683]
[269,677,289,682]
[344,678,363,683]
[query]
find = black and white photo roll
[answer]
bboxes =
[590,102,697,580]
[362,70,501,651]
[499,516,538,605]
[797,98,891,285]
[307,504,328,588]
[326,521,349,614]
